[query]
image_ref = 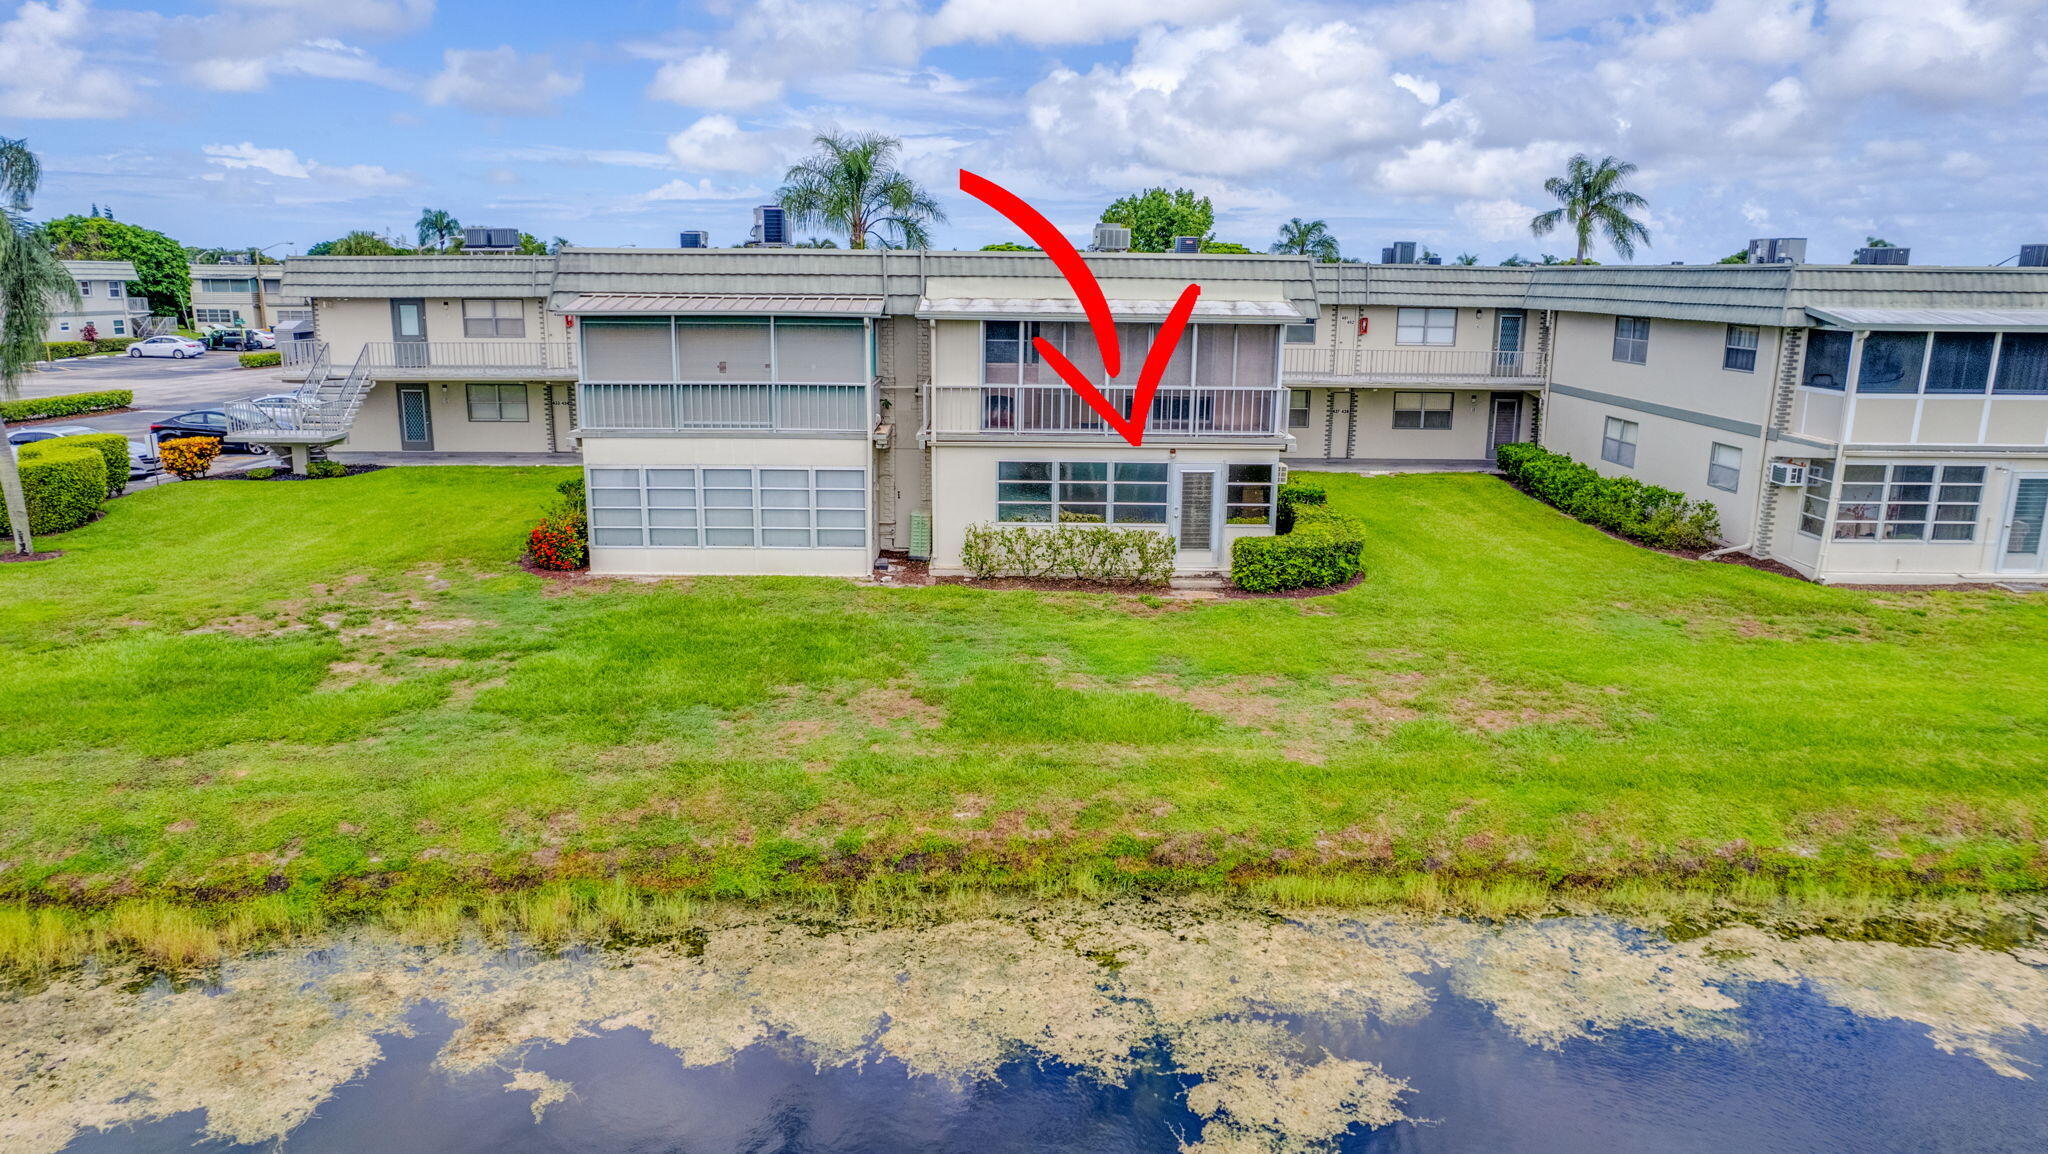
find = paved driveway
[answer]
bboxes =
[11,354,291,478]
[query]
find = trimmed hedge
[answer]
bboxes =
[0,444,107,536]
[1232,504,1364,592]
[93,337,138,353]
[1496,442,1722,550]
[238,351,282,368]
[27,433,131,496]
[42,338,139,360]
[0,389,133,423]
[960,523,1178,584]
[1275,479,1326,534]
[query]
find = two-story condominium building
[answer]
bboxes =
[267,249,2048,587]
[189,264,311,330]
[46,260,150,341]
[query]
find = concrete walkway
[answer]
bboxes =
[329,451,582,466]
[1294,458,1498,475]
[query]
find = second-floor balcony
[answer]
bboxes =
[578,380,875,434]
[928,383,1287,440]
[1283,345,1542,384]
[358,340,580,379]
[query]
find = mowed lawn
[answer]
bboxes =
[2,466,2046,908]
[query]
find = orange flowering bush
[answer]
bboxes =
[526,511,587,570]
[158,436,221,480]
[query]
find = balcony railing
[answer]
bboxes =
[930,384,1286,438]
[280,339,327,367]
[359,340,579,372]
[1283,346,1540,382]
[578,381,873,433]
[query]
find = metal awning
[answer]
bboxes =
[1806,306,2048,332]
[561,293,884,317]
[915,296,1308,323]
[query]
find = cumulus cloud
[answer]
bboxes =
[646,49,784,109]
[0,0,141,118]
[425,47,581,116]
[665,115,788,174]
[202,141,413,190]
[925,0,1250,45]
[183,0,431,92]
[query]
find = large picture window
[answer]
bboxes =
[583,316,866,384]
[1395,307,1455,346]
[1601,416,1638,467]
[1831,463,1983,541]
[586,466,866,549]
[1856,331,1926,393]
[1392,391,1452,429]
[996,460,1169,525]
[462,299,526,338]
[1994,333,2048,394]
[465,383,528,421]
[1925,332,1995,393]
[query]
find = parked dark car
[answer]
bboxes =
[149,410,262,454]
[7,426,161,479]
[205,329,266,351]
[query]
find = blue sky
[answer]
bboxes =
[5,0,2045,264]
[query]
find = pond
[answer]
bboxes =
[9,900,2047,1153]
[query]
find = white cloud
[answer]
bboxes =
[925,0,1248,45]
[1390,73,1442,107]
[1452,197,1543,243]
[425,47,581,116]
[202,142,412,191]
[665,115,788,174]
[1376,140,1570,200]
[183,0,431,92]
[0,0,141,118]
[646,48,784,109]
[643,178,769,201]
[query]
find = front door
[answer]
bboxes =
[398,384,434,451]
[1488,394,1524,454]
[391,298,428,368]
[1999,474,2048,573]
[1493,310,1526,376]
[1174,466,1218,568]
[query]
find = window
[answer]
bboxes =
[1926,332,1994,393]
[1396,308,1455,346]
[997,460,1169,525]
[1857,331,1925,393]
[585,466,866,549]
[462,299,526,339]
[1284,322,1317,344]
[201,278,256,293]
[77,280,91,296]
[195,308,236,325]
[1226,464,1276,524]
[263,280,282,295]
[107,281,121,298]
[1799,460,1834,536]
[466,384,529,421]
[1612,317,1649,364]
[1288,389,1310,429]
[1832,463,1984,542]
[1723,325,1758,373]
[1707,443,1741,491]
[1803,329,1850,390]
[1392,391,1452,430]
[1994,333,2048,394]
[1601,417,1638,467]
[57,321,69,331]
[112,319,124,336]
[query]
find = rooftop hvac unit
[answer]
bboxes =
[1381,241,1418,264]
[1091,223,1131,252]
[1172,235,1202,254]
[750,205,789,247]
[462,227,521,252]
[1853,246,1910,266]
[677,230,710,249]
[2019,244,2048,268]
[1421,255,1443,265]
[1746,237,1807,265]
[1767,460,1808,487]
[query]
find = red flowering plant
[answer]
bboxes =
[524,477,589,571]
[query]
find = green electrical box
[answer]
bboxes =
[909,510,932,561]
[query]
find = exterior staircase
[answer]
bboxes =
[221,344,377,466]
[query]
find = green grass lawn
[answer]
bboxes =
[3,466,2046,927]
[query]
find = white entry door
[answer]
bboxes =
[1998,474,2048,573]
[1173,466,1219,570]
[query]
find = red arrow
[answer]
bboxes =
[958,169,1202,447]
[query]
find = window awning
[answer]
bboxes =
[1806,306,2048,332]
[562,293,884,317]
[916,296,1308,323]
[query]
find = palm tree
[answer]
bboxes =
[415,208,462,253]
[1269,217,1339,261]
[777,132,946,250]
[1454,253,1479,266]
[1529,154,1650,264]
[1,137,80,556]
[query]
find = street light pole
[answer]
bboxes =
[248,242,295,330]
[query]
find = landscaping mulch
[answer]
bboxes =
[219,464,389,482]
[1221,573,1366,599]
[0,549,65,563]
[13,408,135,426]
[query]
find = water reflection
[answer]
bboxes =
[9,901,2047,1153]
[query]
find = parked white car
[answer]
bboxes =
[127,335,206,359]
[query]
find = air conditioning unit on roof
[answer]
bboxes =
[750,205,789,247]
[463,227,521,252]
[1091,223,1131,252]
[678,230,710,249]
[1172,235,1202,253]
[1381,241,1418,264]
[1747,238,1807,265]
[1853,246,1909,266]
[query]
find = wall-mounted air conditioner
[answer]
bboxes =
[1767,460,1808,487]
[1091,223,1131,252]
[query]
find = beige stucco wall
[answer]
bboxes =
[928,443,1280,576]
[1287,385,1523,461]
[336,380,565,453]
[581,435,876,577]
[312,296,553,365]
[1841,395,2048,447]
[1793,455,2048,583]
[1542,389,1760,545]
[1550,312,1780,425]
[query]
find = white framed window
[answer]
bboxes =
[462,299,526,339]
[195,308,235,324]
[1799,460,1834,537]
[108,281,122,298]
[57,321,69,331]
[1832,463,1984,542]
[1723,325,1758,372]
[1395,307,1455,346]
[77,280,91,296]
[1613,317,1650,364]
[587,466,867,549]
[1392,391,1452,430]
[1226,464,1276,524]
[996,461,1169,525]
[465,383,529,421]
[1287,389,1310,429]
[1707,442,1741,491]
[112,319,124,335]
[1601,417,1638,467]
[1284,321,1317,344]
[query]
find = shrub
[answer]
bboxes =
[158,436,221,480]
[526,512,588,570]
[238,351,282,368]
[244,467,276,480]
[959,523,1177,585]
[30,433,131,497]
[1232,504,1364,592]
[41,340,92,361]
[1495,442,1722,550]
[1276,479,1326,534]
[306,459,347,479]
[0,389,132,422]
[91,338,137,354]
[554,476,585,508]
[0,444,107,535]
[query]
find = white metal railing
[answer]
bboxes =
[578,380,873,433]
[1283,345,1540,380]
[228,345,374,440]
[359,340,578,371]
[280,339,327,367]
[930,384,1285,437]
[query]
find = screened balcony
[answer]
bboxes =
[575,314,875,434]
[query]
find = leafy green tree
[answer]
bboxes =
[515,232,548,255]
[1498,254,1530,267]
[44,214,190,318]
[1865,236,1894,248]
[1,138,79,555]
[793,237,840,248]
[1529,154,1650,264]
[1269,217,1339,261]
[1199,241,1252,254]
[1718,250,1750,264]
[979,241,1038,251]
[778,131,946,250]
[416,208,462,252]
[309,231,410,256]
[1101,187,1213,253]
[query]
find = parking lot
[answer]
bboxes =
[13,353,288,480]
